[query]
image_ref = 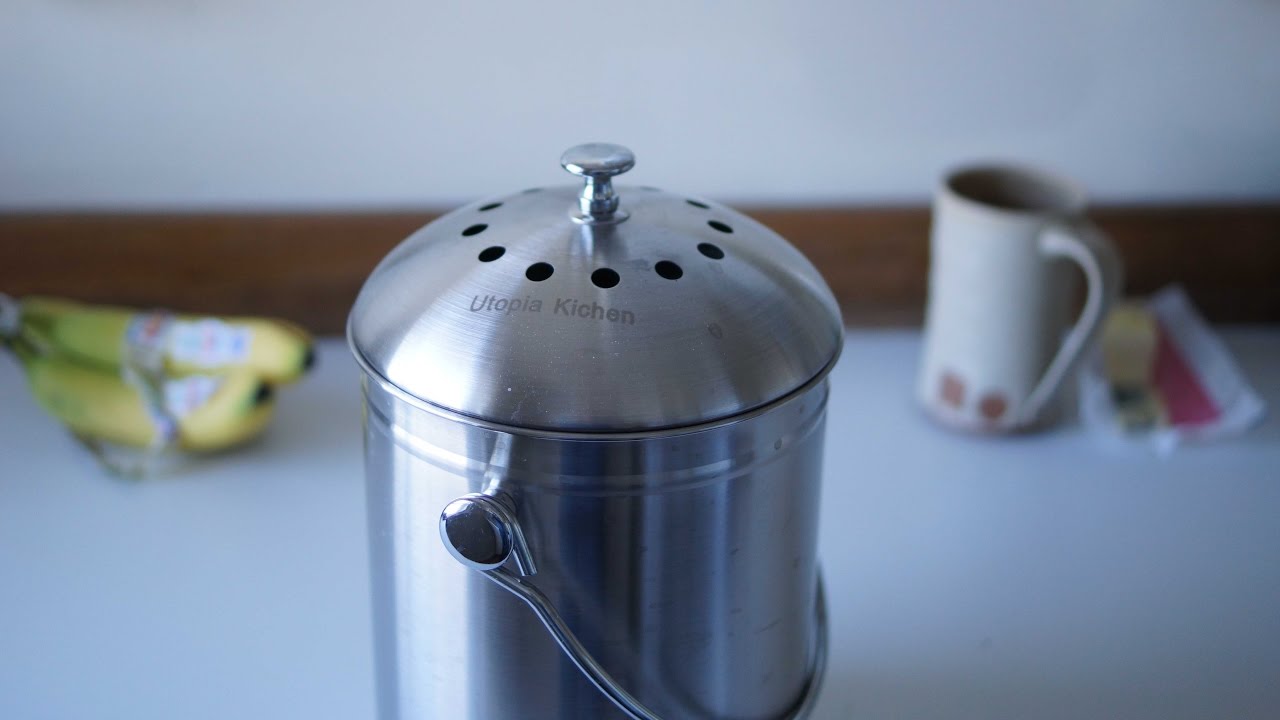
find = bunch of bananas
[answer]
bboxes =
[2,295,314,454]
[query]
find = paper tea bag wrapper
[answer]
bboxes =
[1080,285,1266,453]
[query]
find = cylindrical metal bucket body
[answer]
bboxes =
[349,144,844,719]
[362,373,829,720]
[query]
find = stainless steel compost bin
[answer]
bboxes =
[348,144,843,720]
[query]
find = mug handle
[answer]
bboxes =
[1018,220,1123,425]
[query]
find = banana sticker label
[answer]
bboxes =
[127,312,169,352]
[162,375,222,418]
[167,319,252,368]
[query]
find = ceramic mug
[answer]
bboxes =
[918,163,1122,432]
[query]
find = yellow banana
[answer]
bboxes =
[15,345,276,452]
[19,296,314,384]
[171,371,277,452]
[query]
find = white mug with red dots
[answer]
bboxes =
[918,163,1122,433]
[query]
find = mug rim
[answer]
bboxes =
[941,162,1088,217]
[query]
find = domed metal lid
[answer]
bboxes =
[348,144,842,433]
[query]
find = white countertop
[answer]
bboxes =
[2,331,1278,720]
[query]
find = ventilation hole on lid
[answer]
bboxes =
[686,199,710,209]
[697,242,725,260]
[462,223,488,237]
[522,187,542,194]
[478,202,502,212]
[478,246,505,262]
[639,186,660,192]
[654,260,683,280]
[707,220,733,234]
[526,262,554,281]
[591,268,620,289]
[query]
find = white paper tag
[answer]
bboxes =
[167,319,252,369]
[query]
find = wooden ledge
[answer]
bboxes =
[2,205,1277,333]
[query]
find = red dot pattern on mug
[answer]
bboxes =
[979,393,1008,422]
[940,371,966,408]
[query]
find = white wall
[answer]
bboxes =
[2,0,1278,209]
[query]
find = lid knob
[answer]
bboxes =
[560,143,635,223]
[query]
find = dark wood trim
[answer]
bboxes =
[2,205,1277,333]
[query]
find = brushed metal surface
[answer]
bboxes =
[362,376,829,720]
[348,165,842,432]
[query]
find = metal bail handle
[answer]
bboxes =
[439,493,828,720]
[560,143,635,223]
